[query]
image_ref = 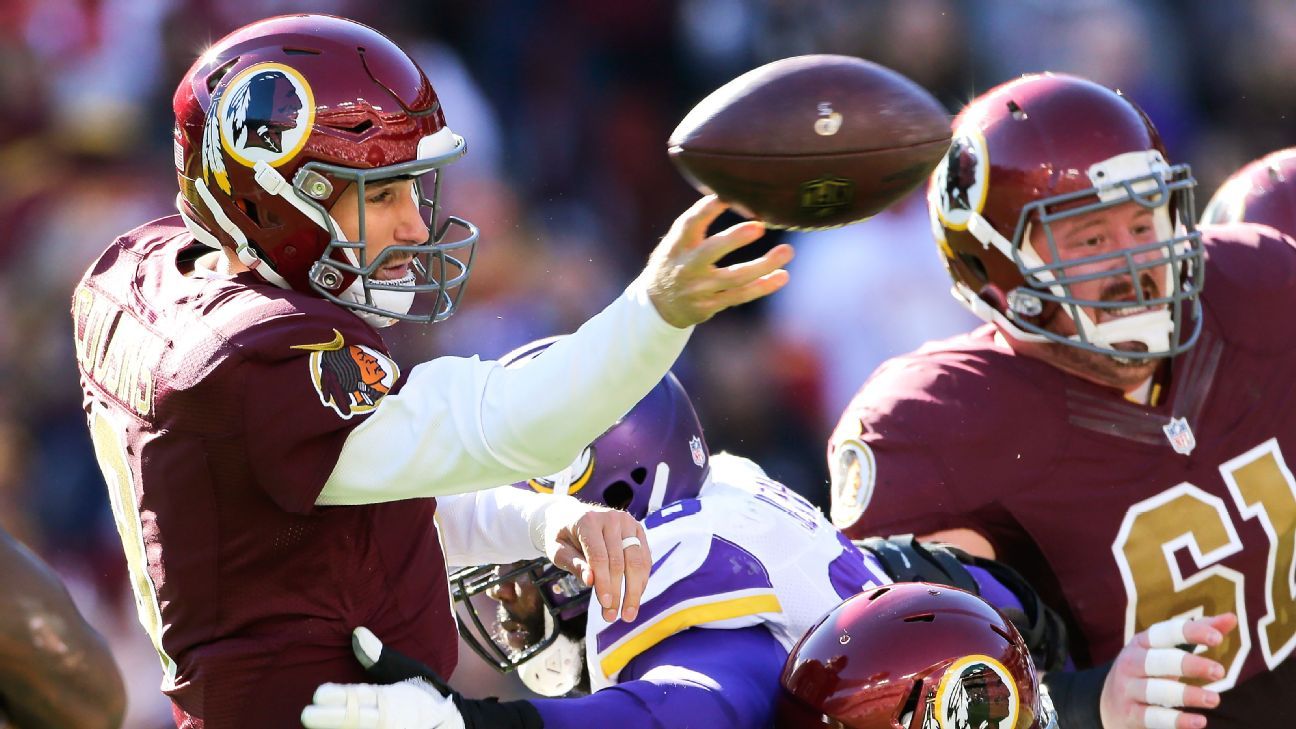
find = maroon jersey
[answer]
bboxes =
[830,225,1296,726]
[73,217,456,728]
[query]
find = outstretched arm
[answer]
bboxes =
[0,530,125,729]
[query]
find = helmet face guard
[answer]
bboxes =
[1005,160,1204,359]
[295,155,479,324]
[450,559,590,674]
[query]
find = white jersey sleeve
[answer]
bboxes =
[317,279,690,504]
[584,453,893,690]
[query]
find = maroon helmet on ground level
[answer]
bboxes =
[1201,147,1296,238]
[929,72,1203,360]
[777,582,1056,729]
[173,14,478,327]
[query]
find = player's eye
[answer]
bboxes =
[366,189,393,204]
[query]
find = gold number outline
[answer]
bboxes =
[1112,482,1249,690]
[1220,438,1296,669]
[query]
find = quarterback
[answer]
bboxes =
[829,73,1296,728]
[71,14,790,729]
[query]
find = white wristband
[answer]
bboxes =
[1144,678,1187,707]
[530,496,592,552]
[1144,648,1186,677]
[1148,617,1191,648]
[1143,705,1181,729]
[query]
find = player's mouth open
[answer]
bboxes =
[376,256,415,280]
[499,619,533,651]
[1097,280,1161,323]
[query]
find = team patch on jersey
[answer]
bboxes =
[217,62,316,170]
[930,655,1019,729]
[292,329,399,419]
[829,437,876,529]
[932,127,989,231]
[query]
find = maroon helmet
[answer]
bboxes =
[777,582,1056,729]
[929,73,1203,359]
[173,14,478,327]
[1201,147,1296,238]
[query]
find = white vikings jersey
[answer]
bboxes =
[585,453,891,690]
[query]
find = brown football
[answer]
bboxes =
[668,55,951,230]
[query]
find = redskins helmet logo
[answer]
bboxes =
[933,129,990,231]
[218,62,316,169]
[930,655,1020,729]
[293,330,399,419]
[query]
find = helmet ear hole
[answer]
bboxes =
[602,482,635,511]
[205,58,239,94]
[630,467,648,484]
[958,252,989,286]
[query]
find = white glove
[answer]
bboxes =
[300,678,466,729]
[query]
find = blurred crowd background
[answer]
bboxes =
[2,0,1293,724]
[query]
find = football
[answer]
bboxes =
[668,55,951,230]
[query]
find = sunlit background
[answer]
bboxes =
[2,0,1293,724]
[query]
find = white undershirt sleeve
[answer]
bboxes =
[317,277,690,505]
[437,488,592,567]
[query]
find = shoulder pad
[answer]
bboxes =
[856,535,980,594]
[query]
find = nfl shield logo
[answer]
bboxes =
[1162,417,1196,455]
[798,176,854,218]
[689,435,706,467]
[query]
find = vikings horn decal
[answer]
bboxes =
[218,62,316,169]
[931,655,1020,729]
[527,447,596,496]
[292,330,400,419]
[933,129,990,231]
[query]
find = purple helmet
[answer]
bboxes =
[499,335,710,519]
[451,336,710,690]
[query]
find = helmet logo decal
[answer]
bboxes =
[529,447,595,496]
[828,435,876,529]
[292,329,399,419]
[934,129,990,231]
[689,435,706,467]
[218,62,316,169]
[931,655,1020,729]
